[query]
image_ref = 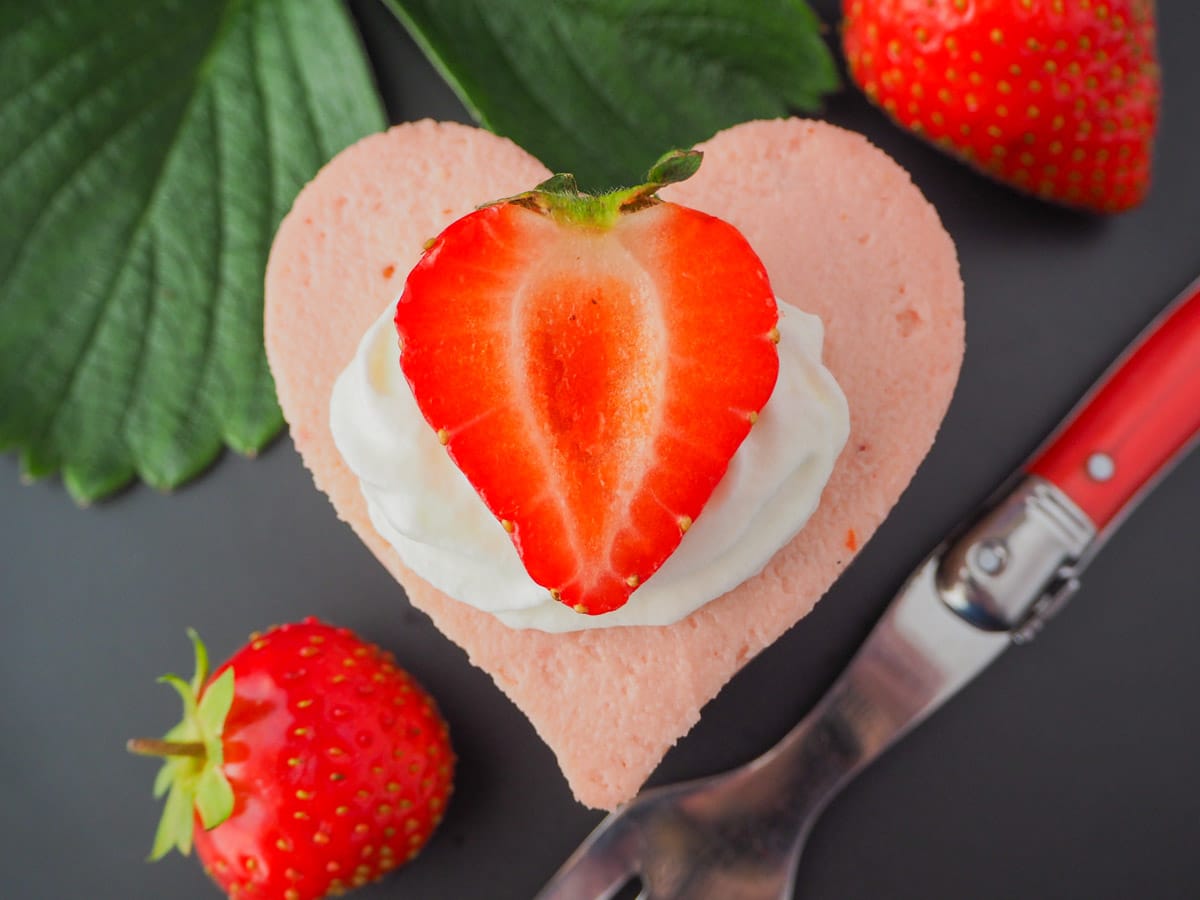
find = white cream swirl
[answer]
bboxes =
[330,302,849,632]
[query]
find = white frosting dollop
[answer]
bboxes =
[330,302,849,632]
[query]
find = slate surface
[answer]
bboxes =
[2,2,1198,898]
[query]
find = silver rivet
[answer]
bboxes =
[1086,452,1115,482]
[974,540,1008,576]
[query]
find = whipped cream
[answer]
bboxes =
[330,302,849,632]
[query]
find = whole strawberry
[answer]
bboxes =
[129,619,454,899]
[842,0,1160,211]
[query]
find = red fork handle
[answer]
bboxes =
[1029,276,1200,531]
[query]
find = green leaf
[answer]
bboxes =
[194,765,235,831]
[149,781,194,861]
[384,0,839,191]
[158,673,200,722]
[534,173,582,196]
[186,628,209,698]
[645,149,703,187]
[197,667,235,742]
[136,630,238,858]
[0,0,385,503]
[152,759,178,800]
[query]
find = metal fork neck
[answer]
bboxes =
[753,476,1098,855]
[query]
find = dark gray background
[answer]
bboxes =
[3,2,1198,898]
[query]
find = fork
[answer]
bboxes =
[536,274,1200,900]
[535,551,1011,900]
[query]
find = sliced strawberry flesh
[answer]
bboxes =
[397,200,778,614]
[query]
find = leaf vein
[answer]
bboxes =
[544,11,639,138]
[470,7,584,157]
[30,213,158,457]
[177,85,226,456]
[19,5,242,458]
[116,236,159,458]
[0,86,185,416]
[270,0,328,163]
[0,14,128,115]
[246,14,276,225]
[0,77,185,291]
[1,0,392,496]
[0,8,216,177]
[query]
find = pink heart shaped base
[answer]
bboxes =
[265,119,962,810]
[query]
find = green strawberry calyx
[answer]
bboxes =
[492,148,703,229]
[127,629,236,860]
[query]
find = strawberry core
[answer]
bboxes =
[521,269,658,559]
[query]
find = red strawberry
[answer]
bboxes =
[395,151,780,616]
[129,620,454,899]
[842,0,1160,211]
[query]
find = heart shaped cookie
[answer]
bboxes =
[265,118,962,810]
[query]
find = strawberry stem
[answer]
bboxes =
[127,738,206,759]
[134,632,238,860]
[494,149,704,229]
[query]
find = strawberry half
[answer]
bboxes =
[842,0,1160,212]
[130,621,454,899]
[395,151,780,615]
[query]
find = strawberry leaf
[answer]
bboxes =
[152,756,178,801]
[158,673,201,723]
[187,628,209,697]
[383,0,839,191]
[0,1,385,502]
[137,631,239,857]
[645,149,704,187]
[197,668,235,741]
[150,782,194,861]
[194,765,235,832]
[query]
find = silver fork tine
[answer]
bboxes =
[536,857,634,900]
[535,809,642,900]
